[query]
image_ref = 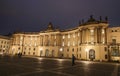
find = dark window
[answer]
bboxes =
[115,30,117,32]
[72,48,74,52]
[105,54,107,59]
[24,52,26,55]
[33,52,35,55]
[80,54,81,58]
[33,48,35,51]
[24,48,26,50]
[77,48,78,52]
[18,47,20,50]
[28,52,30,55]
[79,47,81,51]
[112,39,116,44]
[104,47,107,52]
[67,48,69,52]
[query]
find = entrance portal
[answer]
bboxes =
[89,49,95,61]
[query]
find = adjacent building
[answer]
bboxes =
[0,35,10,55]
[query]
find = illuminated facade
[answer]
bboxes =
[1,16,120,62]
[0,35,10,55]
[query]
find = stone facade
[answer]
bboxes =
[1,16,120,62]
[0,35,10,55]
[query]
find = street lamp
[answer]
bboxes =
[85,48,88,60]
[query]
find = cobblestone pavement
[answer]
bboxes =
[0,55,120,76]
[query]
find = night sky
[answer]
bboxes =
[0,0,120,35]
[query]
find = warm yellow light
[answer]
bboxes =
[85,48,88,52]
[60,48,63,51]
[40,48,43,51]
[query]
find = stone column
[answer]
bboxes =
[97,27,101,44]
[94,27,97,44]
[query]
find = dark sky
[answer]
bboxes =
[0,0,120,35]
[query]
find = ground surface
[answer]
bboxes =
[0,55,120,76]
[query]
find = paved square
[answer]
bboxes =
[0,56,120,76]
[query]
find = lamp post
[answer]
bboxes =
[85,48,88,60]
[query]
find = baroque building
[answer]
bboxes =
[1,16,120,62]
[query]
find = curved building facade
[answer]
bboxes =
[8,16,120,62]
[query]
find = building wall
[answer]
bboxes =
[107,27,120,61]
[5,17,120,61]
[8,21,111,61]
[0,35,10,55]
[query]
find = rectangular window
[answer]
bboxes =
[105,54,107,59]
[33,48,35,51]
[79,47,81,51]
[72,48,74,52]
[80,54,81,58]
[112,39,116,44]
[67,48,69,52]
[104,47,107,52]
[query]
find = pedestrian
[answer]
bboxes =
[72,54,76,66]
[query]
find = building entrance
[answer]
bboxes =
[89,49,95,61]
[45,49,49,57]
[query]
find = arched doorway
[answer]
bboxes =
[45,49,49,57]
[89,49,95,61]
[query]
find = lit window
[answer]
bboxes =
[68,34,70,38]
[102,37,105,44]
[31,37,32,40]
[91,37,94,44]
[78,33,80,36]
[90,29,94,35]
[30,43,31,46]
[62,42,64,46]
[35,43,36,46]
[73,41,75,46]
[90,29,94,33]
[55,35,56,39]
[54,42,56,46]
[62,35,65,39]
[102,29,105,34]
[68,41,70,46]
[20,41,22,45]
[21,37,23,40]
